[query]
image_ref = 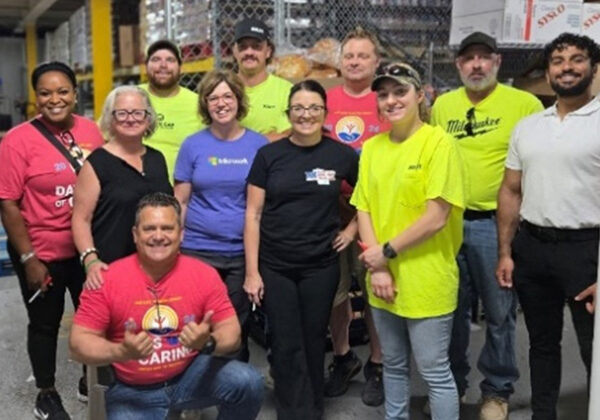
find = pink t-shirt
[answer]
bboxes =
[73,254,236,386]
[0,115,104,261]
[324,85,390,152]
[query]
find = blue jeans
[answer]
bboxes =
[449,217,518,399]
[105,355,264,420]
[372,308,458,420]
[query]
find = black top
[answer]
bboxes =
[87,146,173,264]
[247,136,358,270]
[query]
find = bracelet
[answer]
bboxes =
[79,248,99,265]
[84,258,101,273]
[20,251,36,264]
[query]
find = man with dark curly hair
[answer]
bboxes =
[497,32,600,420]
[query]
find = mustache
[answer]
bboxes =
[558,70,581,77]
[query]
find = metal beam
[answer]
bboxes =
[25,23,37,119]
[90,0,112,121]
[15,0,58,32]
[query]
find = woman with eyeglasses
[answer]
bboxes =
[72,86,172,290]
[244,80,358,420]
[351,62,465,420]
[173,70,267,362]
[0,61,104,419]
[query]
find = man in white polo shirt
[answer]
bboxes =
[497,33,600,420]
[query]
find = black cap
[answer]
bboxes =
[146,39,182,65]
[234,18,270,43]
[457,32,498,56]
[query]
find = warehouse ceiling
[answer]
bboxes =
[0,0,83,37]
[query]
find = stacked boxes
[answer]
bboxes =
[69,5,92,71]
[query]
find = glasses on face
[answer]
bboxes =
[59,130,84,165]
[207,93,236,106]
[464,107,475,136]
[112,109,149,122]
[289,105,325,117]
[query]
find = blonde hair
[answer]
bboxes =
[341,26,383,58]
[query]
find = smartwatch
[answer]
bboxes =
[382,242,397,259]
[201,335,216,355]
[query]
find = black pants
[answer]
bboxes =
[261,261,339,420]
[512,227,596,420]
[8,244,84,389]
[181,249,250,362]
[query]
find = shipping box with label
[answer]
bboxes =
[450,0,505,45]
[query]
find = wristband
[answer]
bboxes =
[80,248,99,265]
[20,251,36,264]
[84,258,101,273]
[382,242,398,259]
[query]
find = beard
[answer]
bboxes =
[550,70,593,97]
[148,71,180,90]
[461,65,499,92]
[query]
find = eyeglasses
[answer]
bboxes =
[112,109,149,122]
[59,130,84,166]
[289,105,325,117]
[207,93,236,105]
[464,107,475,136]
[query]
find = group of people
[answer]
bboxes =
[0,13,598,420]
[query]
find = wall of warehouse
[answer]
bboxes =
[0,37,27,128]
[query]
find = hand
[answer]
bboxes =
[179,311,214,350]
[575,283,597,314]
[84,260,109,290]
[371,269,396,303]
[244,272,264,306]
[121,318,154,360]
[496,255,514,288]
[332,232,353,252]
[24,257,50,292]
[359,244,388,272]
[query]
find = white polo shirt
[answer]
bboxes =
[505,96,600,229]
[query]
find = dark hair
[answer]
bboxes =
[287,79,328,112]
[146,39,182,65]
[544,33,600,68]
[31,61,77,90]
[134,193,181,226]
[197,70,248,125]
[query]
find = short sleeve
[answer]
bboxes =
[350,143,371,212]
[505,122,522,171]
[0,132,28,200]
[73,286,112,332]
[173,135,196,183]
[425,135,466,209]
[201,266,236,323]
[246,148,268,188]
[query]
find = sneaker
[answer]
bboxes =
[361,360,384,406]
[479,396,508,420]
[423,395,467,417]
[34,390,71,420]
[324,350,362,397]
[77,376,88,403]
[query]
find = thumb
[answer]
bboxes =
[124,318,137,334]
[201,310,214,325]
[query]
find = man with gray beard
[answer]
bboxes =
[431,32,542,420]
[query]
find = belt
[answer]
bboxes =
[521,220,600,242]
[121,372,183,391]
[464,209,496,220]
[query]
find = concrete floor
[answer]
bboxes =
[0,273,589,420]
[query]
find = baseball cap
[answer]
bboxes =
[371,62,422,91]
[146,39,182,65]
[234,18,270,43]
[457,32,498,56]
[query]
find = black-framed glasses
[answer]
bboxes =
[112,109,149,122]
[464,107,475,136]
[288,105,325,117]
[59,130,84,165]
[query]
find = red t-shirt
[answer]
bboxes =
[324,85,390,152]
[73,254,236,385]
[0,115,104,261]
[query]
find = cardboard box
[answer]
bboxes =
[119,25,140,67]
[450,0,505,45]
[581,3,600,41]
[503,0,582,43]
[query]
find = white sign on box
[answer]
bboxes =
[582,3,600,42]
[503,0,582,43]
[450,0,505,45]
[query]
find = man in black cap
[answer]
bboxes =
[139,39,204,181]
[430,31,543,420]
[232,17,292,142]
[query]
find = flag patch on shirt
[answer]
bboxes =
[305,168,336,185]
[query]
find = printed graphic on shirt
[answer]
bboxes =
[55,184,74,208]
[207,156,250,166]
[444,115,502,140]
[156,113,175,130]
[305,168,336,185]
[335,116,364,143]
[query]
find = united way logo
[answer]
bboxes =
[335,116,364,144]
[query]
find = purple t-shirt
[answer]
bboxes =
[174,128,267,254]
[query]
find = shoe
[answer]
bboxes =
[361,360,384,406]
[34,390,71,420]
[77,375,88,403]
[479,396,508,420]
[324,350,362,397]
[423,395,467,417]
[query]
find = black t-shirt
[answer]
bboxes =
[247,136,358,270]
[87,146,173,263]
